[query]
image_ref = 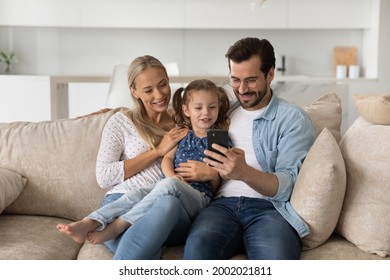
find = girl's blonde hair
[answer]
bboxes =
[171,79,230,130]
[126,55,169,149]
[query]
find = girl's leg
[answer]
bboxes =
[87,217,130,244]
[56,193,125,244]
[113,195,191,260]
[88,184,154,230]
[121,177,209,225]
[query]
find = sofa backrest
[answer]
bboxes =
[0,108,126,221]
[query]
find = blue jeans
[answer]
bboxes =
[89,177,209,230]
[87,184,154,230]
[101,193,191,259]
[123,177,211,224]
[183,196,302,260]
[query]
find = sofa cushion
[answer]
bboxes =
[302,92,342,142]
[291,128,346,251]
[0,214,81,259]
[0,108,127,221]
[0,168,27,213]
[353,93,390,125]
[336,117,390,257]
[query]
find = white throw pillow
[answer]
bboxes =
[291,128,346,251]
[0,168,27,213]
[336,117,390,257]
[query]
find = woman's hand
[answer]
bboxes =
[156,127,188,157]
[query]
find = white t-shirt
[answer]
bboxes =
[217,106,267,199]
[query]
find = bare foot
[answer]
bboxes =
[87,218,130,244]
[56,218,99,244]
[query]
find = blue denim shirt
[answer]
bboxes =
[230,94,316,238]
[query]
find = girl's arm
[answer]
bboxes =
[161,146,178,178]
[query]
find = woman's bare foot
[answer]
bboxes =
[56,218,99,244]
[87,218,130,244]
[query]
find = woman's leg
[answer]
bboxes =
[121,177,209,225]
[184,197,243,260]
[113,195,191,260]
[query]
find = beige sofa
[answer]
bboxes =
[1,93,389,260]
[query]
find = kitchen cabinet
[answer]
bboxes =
[288,0,373,29]
[0,75,51,122]
[0,0,375,29]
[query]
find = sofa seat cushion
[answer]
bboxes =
[0,214,81,260]
[301,234,390,260]
[77,241,113,260]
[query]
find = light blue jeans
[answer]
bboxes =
[183,196,302,260]
[89,177,210,230]
[102,194,191,259]
[87,184,154,230]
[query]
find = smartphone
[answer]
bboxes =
[207,129,229,163]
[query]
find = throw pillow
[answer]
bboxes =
[0,168,27,213]
[302,92,342,142]
[336,117,390,257]
[353,93,390,125]
[290,128,346,251]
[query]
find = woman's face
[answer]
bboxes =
[131,67,171,116]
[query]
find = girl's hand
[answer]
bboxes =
[156,127,188,156]
[175,160,217,182]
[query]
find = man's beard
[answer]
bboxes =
[234,84,268,109]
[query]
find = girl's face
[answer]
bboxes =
[131,67,171,117]
[183,89,219,137]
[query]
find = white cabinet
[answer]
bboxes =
[0,0,375,29]
[0,0,80,27]
[0,75,51,122]
[79,0,184,28]
[184,0,288,29]
[288,0,373,29]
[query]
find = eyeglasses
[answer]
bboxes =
[227,74,259,89]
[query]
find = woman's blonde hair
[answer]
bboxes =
[171,79,230,130]
[126,55,169,149]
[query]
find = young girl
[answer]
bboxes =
[83,79,231,245]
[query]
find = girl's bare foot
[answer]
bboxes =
[56,218,99,244]
[87,218,130,244]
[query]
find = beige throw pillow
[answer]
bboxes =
[303,92,342,142]
[291,128,346,251]
[336,117,390,257]
[353,94,390,125]
[0,168,27,213]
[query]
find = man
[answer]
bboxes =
[183,37,316,260]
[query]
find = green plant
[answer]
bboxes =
[0,51,18,74]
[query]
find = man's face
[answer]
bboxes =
[229,55,273,111]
